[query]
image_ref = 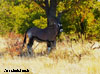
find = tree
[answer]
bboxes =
[33,0,68,26]
[0,0,99,40]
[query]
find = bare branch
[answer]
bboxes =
[34,0,46,10]
[44,0,49,15]
[44,0,49,8]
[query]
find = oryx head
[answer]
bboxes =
[58,23,63,33]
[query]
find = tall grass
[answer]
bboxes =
[0,36,100,74]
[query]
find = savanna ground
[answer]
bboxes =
[0,34,100,74]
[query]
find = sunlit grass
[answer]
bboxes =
[0,37,100,74]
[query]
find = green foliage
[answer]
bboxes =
[0,0,45,34]
[60,0,100,40]
[57,2,66,12]
[93,8,100,20]
[33,16,47,29]
[0,0,100,40]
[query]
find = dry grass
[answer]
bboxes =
[0,37,100,74]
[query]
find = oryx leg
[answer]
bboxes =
[27,37,34,57]
[47,40,56,54]
[47,41,52,54]
[51,40,56,50]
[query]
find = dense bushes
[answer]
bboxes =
[0,0,46,35]
[0,0,100,40]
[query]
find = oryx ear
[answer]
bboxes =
[58,23,60,26]
[58,23,62,26]
[60,29,63,32]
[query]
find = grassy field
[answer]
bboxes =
[0,37,100,74]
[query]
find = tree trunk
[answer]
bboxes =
[46,0,57,26]
[34,0,61,26]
